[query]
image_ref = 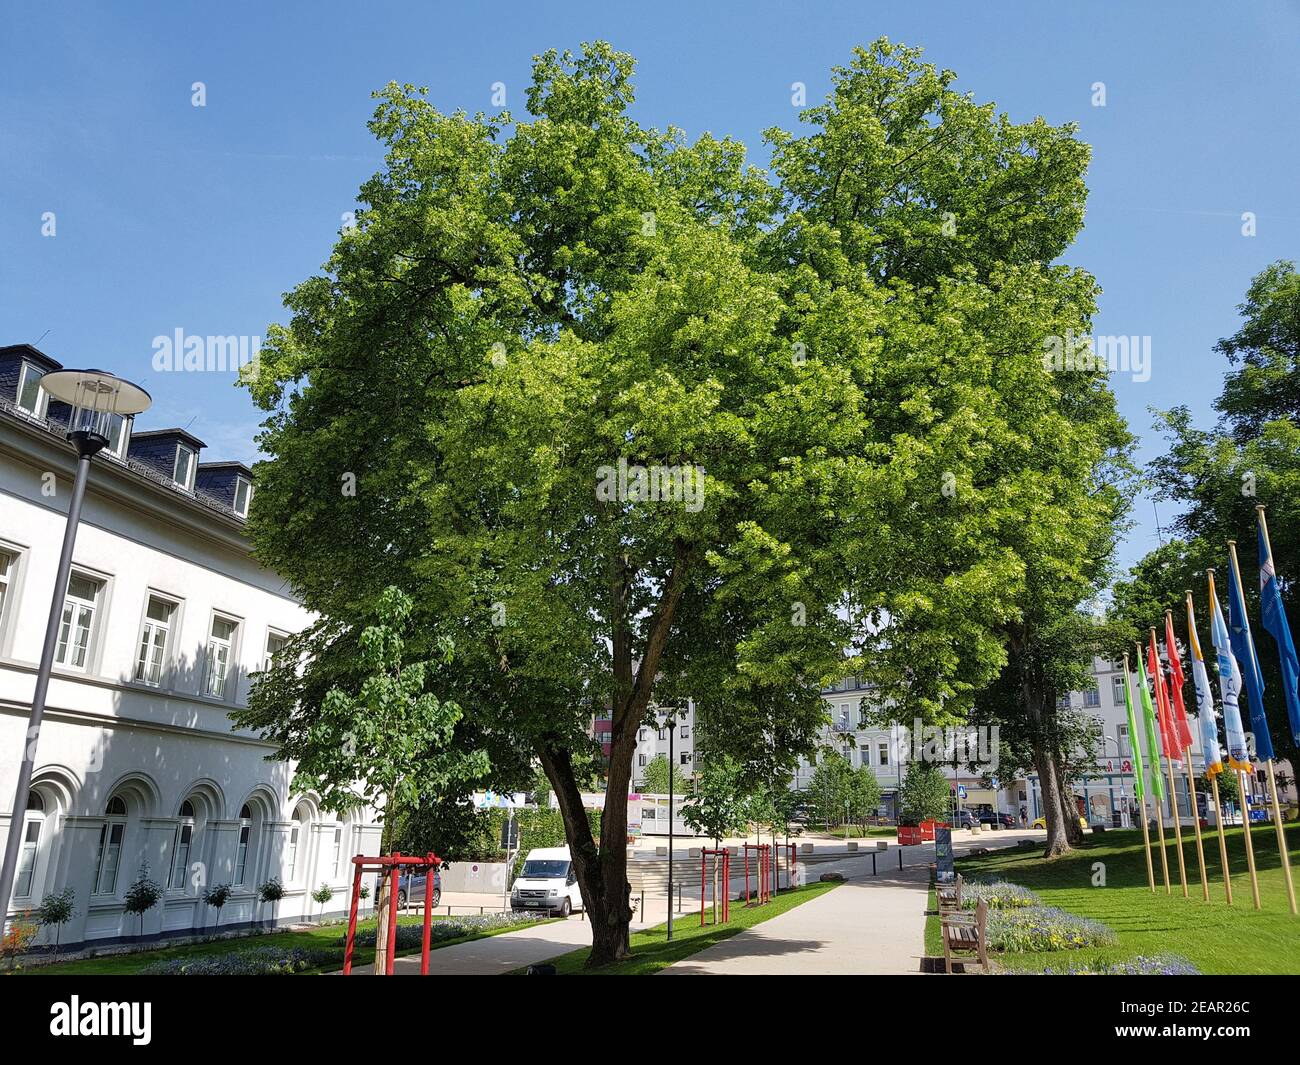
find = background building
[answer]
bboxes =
[0,345,381,951]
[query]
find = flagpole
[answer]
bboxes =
[1155,627,1189,898]
[1124,652,1157,893]
[1141,644,1172,893]
[1237,766,1262,909]
[1168,608,1211,901]
[1253,508,1299,916]
[1209,774,1233,904]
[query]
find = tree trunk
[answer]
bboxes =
[1055,756,1085,845]
[374,866,392,975]
[1012,628,1074,858]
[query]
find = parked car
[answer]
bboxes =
[952,809,978,829]
[978,810,1016,829]
[1031,814,1088,831]
[510,846,585,917]
[380,866,442,909]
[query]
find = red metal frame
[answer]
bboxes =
[342,850,442,975]
[742,843,771,905]
[700,848,730,926]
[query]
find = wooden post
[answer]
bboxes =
[1153,784,1171,893]
[1138,795,1156,892]
[1266,760,1297,915]
[1183,755,1210,901]
[1210,775,1233,905]
[1237,768,1262,910]
[1163,754,1189,898]
[374,864,392,974]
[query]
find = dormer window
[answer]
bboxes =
[172,444,196,490]
[233,476,252,517]
[16,361,48,416]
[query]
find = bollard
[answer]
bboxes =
[871,852,877,876]
[899,845,903,870]
[677,883,682,913]
[640,888,645,921]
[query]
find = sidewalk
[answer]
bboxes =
[339,915,595,975]
[659,854,931,975]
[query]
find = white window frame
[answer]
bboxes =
[332,827,343,878]
[286,824,301,882]
[263,628,288,673]
[172,444,196,491]
[169,801,196,892]
[135,592,180,687]
[0,546,14,629]
[93,800,128,896]
[54,571,103,671]
[878,741,890,767]
[233,476,253,517]
[14,794,45,900]
[235,809,252,886]
[16,361,49,417]
[204,613,240,700]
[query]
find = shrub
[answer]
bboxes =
[1029,953,1201,976]
[123,864,164,934]
[1,911,39,970]
[139,946,337,976]
[962,880,1040,910]
[202,883,233,925]
[258,877,285,903]
[987,906,1118,953]
[36,887,76,954]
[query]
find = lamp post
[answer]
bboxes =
[0,369,151,920]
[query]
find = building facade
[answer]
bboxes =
[0,345,382,951]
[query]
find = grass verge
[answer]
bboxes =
[527,881,840,976]
[927,825,1300,974]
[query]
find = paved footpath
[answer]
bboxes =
[659,854,931,976]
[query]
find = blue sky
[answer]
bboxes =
[3,0,1298,573]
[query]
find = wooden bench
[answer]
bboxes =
[941,897,989,974]
[935,873,963,914]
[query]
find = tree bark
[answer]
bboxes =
[540,543,690,967]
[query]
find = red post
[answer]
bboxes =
[342,860,364,975]
[743,845,750,904]
[420,853,437,975]
[701,849,708,926]
[723,851,730,922]
[385,851,401,975]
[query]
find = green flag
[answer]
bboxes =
[1121,662,1146,805]
[1135,650,1165,801]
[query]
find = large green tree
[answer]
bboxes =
[241,39,1118,964]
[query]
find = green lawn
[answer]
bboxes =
[20,913,545,976]
[803,825,896,839]
[929,824,1300,974]
[529,881,840,975]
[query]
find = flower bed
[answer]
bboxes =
[1027,953,1201,975]
[141,946,336,976]
[962,879,1040,910]
[987,906,1118,953]
[338,911,538,950]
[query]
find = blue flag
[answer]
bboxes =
[1259,513,1300,744]
[1228,547,1273,761]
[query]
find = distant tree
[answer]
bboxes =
[848,766,883,825]
[639,753,690,795]
[808,750,854,826]
[682,755,748,845]
[898,761,951,825]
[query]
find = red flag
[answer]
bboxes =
[1148,631,1180,762]
[1163,613,1195,751]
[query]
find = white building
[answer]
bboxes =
[0,344,382,952]
[797,657,1234,826]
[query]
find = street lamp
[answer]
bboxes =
[0,369,151,918]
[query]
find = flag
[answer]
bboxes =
[1258,512,1300,744]
[1186,595,1223,778]
[1164,612,1196,751]
[1148,630,1182,766]
[1121,662,1147,804]
[1209,569,1253,770]
[1135,648,1166,801]
[1227,548,1274,761]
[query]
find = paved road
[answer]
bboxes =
[340,915,596,975]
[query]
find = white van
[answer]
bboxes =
[510,846,584,917]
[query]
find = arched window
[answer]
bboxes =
[169,799,196,891]
[331,824,344,878]
[286,804,310,882]
[94,796,128,894]
[234,804,253,885]
[14,791,45,899]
